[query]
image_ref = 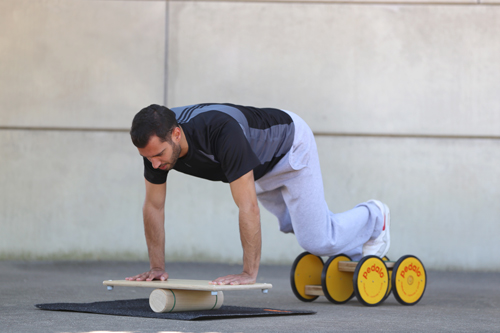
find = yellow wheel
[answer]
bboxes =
[290,252,324,302]
[382,256,392,301]
[392,255,427,306]
[353,255,390,306]
[321,254,354,304]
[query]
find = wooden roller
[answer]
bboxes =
[149,289,224,313]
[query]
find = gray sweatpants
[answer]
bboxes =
[255,111,384,261]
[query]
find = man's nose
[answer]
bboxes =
[151,158,161,169]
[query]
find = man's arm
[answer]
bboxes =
[126,179,169,281]
[211,170,261,285]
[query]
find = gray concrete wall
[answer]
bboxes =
[0,0,166,259]
[1,0,499,271]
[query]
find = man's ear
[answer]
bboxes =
[171,127,182,142]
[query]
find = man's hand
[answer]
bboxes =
[210,272,257,285]
[125,268,169,281]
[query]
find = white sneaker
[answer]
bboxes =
[362,200,391,258]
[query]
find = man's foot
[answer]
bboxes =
[362,200,391,258]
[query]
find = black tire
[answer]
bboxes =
[290,251,324,302]
[321,254,355,304]
[392,255,427,306]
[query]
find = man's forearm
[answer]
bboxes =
[143,203,166,270]
[239,206,262,279]
[210,169,262,285]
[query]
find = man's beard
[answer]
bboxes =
[164,140,182,171]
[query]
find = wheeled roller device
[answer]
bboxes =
[290,252,426,306]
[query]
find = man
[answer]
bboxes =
[126,103,390,285]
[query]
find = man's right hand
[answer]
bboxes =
[125,268,169,281]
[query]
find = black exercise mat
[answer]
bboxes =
[36,298,315,321]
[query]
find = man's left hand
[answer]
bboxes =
[210,272,256,285]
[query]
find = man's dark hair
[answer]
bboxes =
[130,104,179,148]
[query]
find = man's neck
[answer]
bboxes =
[179,126,189,158]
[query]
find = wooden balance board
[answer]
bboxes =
[103,279,272,313]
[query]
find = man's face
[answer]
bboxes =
[138,135,182,171]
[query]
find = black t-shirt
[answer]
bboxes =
[143,103,295,184]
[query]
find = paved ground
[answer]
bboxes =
[1,260,499,333]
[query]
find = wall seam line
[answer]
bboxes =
[1,127,499,140]
[164,0,169,107]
